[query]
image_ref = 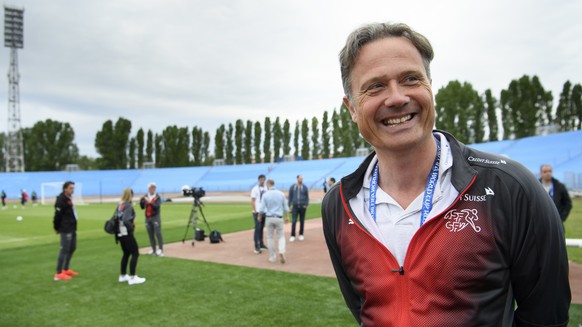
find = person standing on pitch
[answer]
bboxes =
[1,190,6,209]
[322,22,570,325]
[288,174,309,242]
[53,181,79,281]
[259,179,289,264]
[140,182,164,256]
[117,188,146,285]
[539,164,572,224]
[250,174,268,254]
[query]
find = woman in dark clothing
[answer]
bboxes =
[116,188,146,285]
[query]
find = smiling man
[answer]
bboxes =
[321,22,570,326]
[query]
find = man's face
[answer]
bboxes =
[344,37,435,153]
[64,184,75,197]
[297,176,303,184]
[149,185,156,194]
[541,165,553,182]
[258,177,265,186]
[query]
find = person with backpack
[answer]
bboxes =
[117,188,146,285]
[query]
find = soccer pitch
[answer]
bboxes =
[0,201,355,326]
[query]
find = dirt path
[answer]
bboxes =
[145,218,582,304]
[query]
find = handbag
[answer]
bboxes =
[104,208,119,234]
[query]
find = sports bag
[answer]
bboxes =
[209,230,223,243]
[104,216,116,234]
[104,208,119,234]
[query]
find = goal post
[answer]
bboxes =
[40,181,85,205]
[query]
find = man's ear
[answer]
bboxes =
[343,96,358,122]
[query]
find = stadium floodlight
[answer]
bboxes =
[4,6,23,49]
[4,5,25,172]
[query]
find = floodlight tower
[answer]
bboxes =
[3,5,24,172]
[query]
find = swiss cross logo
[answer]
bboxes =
[444,209,482,233]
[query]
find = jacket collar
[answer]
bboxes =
[340,130,477,201]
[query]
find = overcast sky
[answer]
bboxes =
[2,0,581,157]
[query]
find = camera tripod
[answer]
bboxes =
[181,198,212,246]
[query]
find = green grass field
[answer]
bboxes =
[1,198,581,326]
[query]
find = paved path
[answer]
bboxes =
[145,218,582,304]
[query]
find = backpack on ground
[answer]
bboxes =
[209,230,223,243]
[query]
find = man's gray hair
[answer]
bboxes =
[339,22,434,102]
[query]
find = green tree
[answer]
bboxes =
[23,119,79,171]
[556,81,582,131]
[214,124,226,160]
[146,130,154,163]
[136,128,144,168]
[95,117,132,169]
[340,103,354,157]
[332,109,341,157]
[154,134,162,167]
[202,131,211,165]
[226,123,234,165]
[311,117,320,159]
[264,117,272,163]
[282,119,291,157]
[500,75,553,139]
[573,84,582,130]
[244,120,253,164]
[293,121,300,158]
[301,118,309,160]
[484,89,499,141]
[235,119,244,164]
[321,111,330,159]
[159,126,190,167]
[192,126,203,166]
[254,121,262,163]
[128,137,136,169]
[273,117,282,161]
[75,155,97,170]
[435,80,484,144]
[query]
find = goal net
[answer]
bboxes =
[41,182,85,205]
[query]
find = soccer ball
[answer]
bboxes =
[16,216,23,222]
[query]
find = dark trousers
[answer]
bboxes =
[119,234,139,276]
[145,218,164,251]
[253,212,265,249]
[56,232,77,273]
[291,206,307,237]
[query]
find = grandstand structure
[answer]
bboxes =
[0,130,581,200]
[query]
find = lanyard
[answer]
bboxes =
[369,138,441,226]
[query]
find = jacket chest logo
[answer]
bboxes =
[444,208,482,233]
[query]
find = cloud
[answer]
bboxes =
[1,0,580,157]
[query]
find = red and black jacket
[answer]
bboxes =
[322,131,570,327]
[53,193,76,233]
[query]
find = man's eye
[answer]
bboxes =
[403,76,420,85]
[367,83,384,91]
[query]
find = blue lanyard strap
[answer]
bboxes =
[369,138,441,226]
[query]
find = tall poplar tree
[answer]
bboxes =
[263,117,272,163]
[254,121,262,163]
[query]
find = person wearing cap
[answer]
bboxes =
[139,182,164,256]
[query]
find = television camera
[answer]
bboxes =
[182,185,206,200]
[181,185,212,245]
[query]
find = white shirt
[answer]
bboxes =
[250,184,266,213]
[349,132,460,265]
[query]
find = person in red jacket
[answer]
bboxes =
[140,182,164,256]
[322,22,570,326]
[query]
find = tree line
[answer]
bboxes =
[0,75,580,172]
